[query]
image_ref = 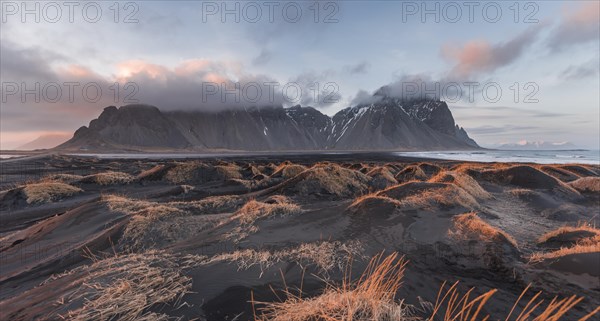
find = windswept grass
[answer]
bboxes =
[230,196,301,226]
[224,196,302,241]
[429,282,596,321]
[366,166,398,190]
[537,223,600,245]
[272,162,308,179]
[81,171,135,185]
[211,240,364,273]
[569,177,600,193]
[254,252,409,321]
[164,161,243,184]
[429,171,491,199]
[450,212,517,248]
[22,182,82,204]
[292,163,370,198]
[530,234,600,263]
[255,252,598,321]
[103,194,244,251]
[41,173,84,184]
[50,251,192,321]
[380,182,480,211]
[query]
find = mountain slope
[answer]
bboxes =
[57,98,478,151]
[16,133,71,150]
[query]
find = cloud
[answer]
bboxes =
[350,74,466,106]
[287,71,342,108]
[465,125,540,135]
[451,105,567,120]
[441,25,545,78]
[252,49,272,65]
[560,57,599,80]
[548,2,600,52]
[345,61,370,74]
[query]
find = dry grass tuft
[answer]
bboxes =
[530,234,600,263]
[395,165,429,183]
[221,196,302,242]
[164,161,242,184]
[104,194,244,251]
[366,167,398,190]
[380,182,480,211]
[537,223,600,245]
[254,252,598,321]
[272,163,308,179]
[290,164,371,198]
[254,252,409,321]
[81,171,135,185]
[41,173,84,184]
[429,171,491,199]
[50,251,192,321]
[22,182,82,204]
[211,240,364,273]
[347,194,403,216]
[429,282,594,321]
[350,193,402,209]
[450,212,517,248]
[569,177,600,193]
[231,196,302,226]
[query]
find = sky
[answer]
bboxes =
[1,0,599,149]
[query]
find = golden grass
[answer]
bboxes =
[449,212,517,248]
[211,240,363,273]
[366,166,398,190]
[349,193,403,210]
[272,163,308,179]
[255,252,598,321]
[231,196,302,226]
[569,177,600,193]
[529,234,600,263]
[41,173,84,184]
[395,165,429,182]
[429,171,491,199]
[429,281,596,321]
[290,164,370,198]
[164,162,243,184]
[22,182,82,204]
[387,183,480,211]
[254,252,409,321]
[49,251,192,321]
[82,171,134,185]
[218,196,302,242]
[104,194,244,251]
[537,224,600,245]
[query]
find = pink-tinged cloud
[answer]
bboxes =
[548,2,600,51]
[60,65,101,78]
[441,25,545,78]
[116,60,169,81]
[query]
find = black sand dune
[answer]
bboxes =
[0,154,598,320]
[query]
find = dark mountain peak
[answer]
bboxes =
[59,98,479,151]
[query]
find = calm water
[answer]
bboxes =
[395,150,600,165]
[0,154,25,159]
[2,150,597,164]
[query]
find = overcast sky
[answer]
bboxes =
[1,0,599,149]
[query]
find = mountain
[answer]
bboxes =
[16,133,71,150]
[496,140,579,150]
[57,97,478,151]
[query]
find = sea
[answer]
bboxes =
[1,150,598,165]
[394,150,600,165]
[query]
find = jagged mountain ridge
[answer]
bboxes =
[58,98,478,151]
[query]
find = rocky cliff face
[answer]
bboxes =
[58,98,478,151]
